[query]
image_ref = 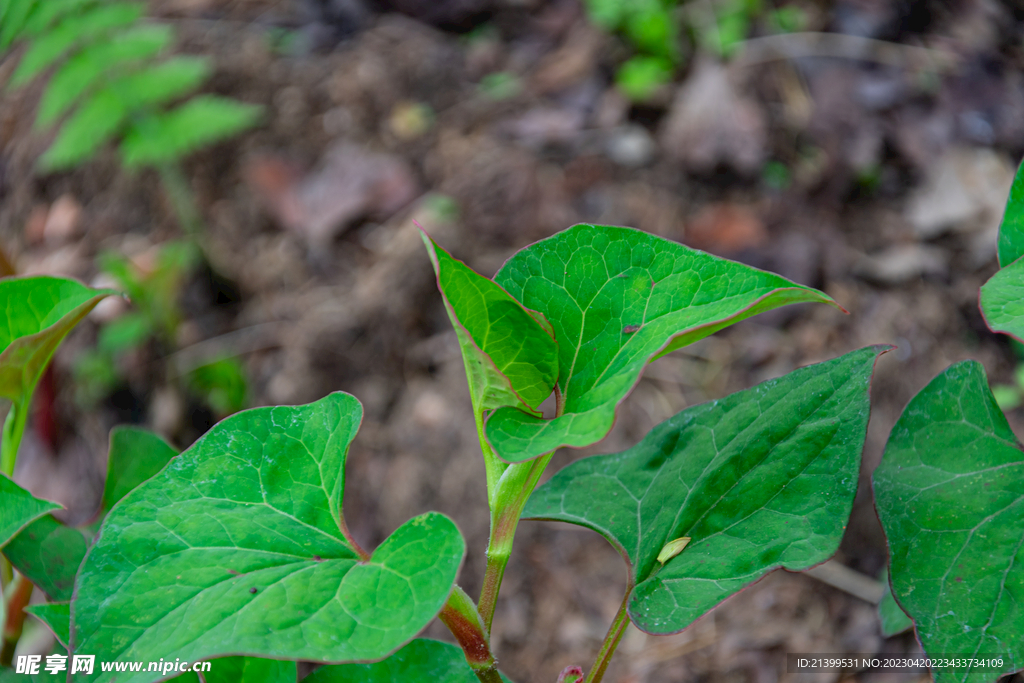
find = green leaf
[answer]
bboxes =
[0,474,60,547]
[525,346,884,634]
[0,276,115,405]
[203,657,296,683]
[980,256,1024,342]
[997,158,1024,267]
[423,233,558,416]
[101,425,178,511]
[616,55,673,102]
[72,393,465,682]
[39,89,128,170]
[10,2,144,87]
[307,639,514,683]
[119,95,261,168]
[874,361,1024,683]
[20,0,100,37]
[108,56,211,111]
[0,0,36,49]
[878,570,913,637]
[25,601,71,648]
[4,514,88,601]
[37,24,175,126]
[486,224,840,462]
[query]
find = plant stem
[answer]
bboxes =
[0,574,32,667]
[157,162,204,240]
[1,401,27,479]
[475,408,508,511]
[1,402,28,590]
[439,585,502,683]
[584,587,632,683]
[478,452,552,634]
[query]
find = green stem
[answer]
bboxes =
[0,573,32,667]
[1,401,27,478]
[475,408,508,511]
[584,587,632,683]
[439,586,502,683]
[478,452,552,634]
[1,402,28,590]
[157,162,204,240]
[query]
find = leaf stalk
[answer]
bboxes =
[440,585,503,683]
[0,573,32,667]
[584,585,632,683]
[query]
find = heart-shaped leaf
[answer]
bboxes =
[874,361,1023,683]
[997,159,1024,268]
[306,639,514,683]
[422,233,558,417]
[0,474,60,547]
[71,392,465,683]
[980,256,1024,342]
[525,346,884,634]
[486,224,840,461]
[101,425,179,511]
[25,601,71,649]
[203,657,296,683]
[0,276,115,471]
[4,514,87,601]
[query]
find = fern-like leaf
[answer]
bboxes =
[107,56,212,111]
[119,95,262,167]
[39,89,127,170]
[10,2,144,87]
[21,0,101,38]
[37,24,174,126]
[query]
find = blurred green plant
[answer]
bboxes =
[583,0,808,100]
[0,0,261,235]
[478,71,522,100]
[73,241,247,419]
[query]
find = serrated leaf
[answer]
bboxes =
[37,24,175,126]
[980,255,1024,342]
[102,425,178,511]
[0,276,115,404]
[203,657,296,683]
[874,361,1023,683]
[25,601,71,648]
[423,233,558,416]
[525,346,884,635]
[486,224,840,462]
[0,474,60,547]
[4,514,88,601]
[72,393,465,683]
[307,639,514,683]
[39,89,127,170]
[878,570,913,637]
[997,159,1024,268]
[10,2,144,87]
[119,95,261,168]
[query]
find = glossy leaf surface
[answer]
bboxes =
[203,657,296,683]
[526,346,884,634]
[72,393,465,682]
[101,425,178,511]
[980,256,1024,342]
[0,276,115,404]
[0,474,59,548]
[25,601,71,648]
[874,361,1023,683]
[4,514,87,601]
[423,233,558,416]
[487,225,839,461]
[307,639,513,683]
